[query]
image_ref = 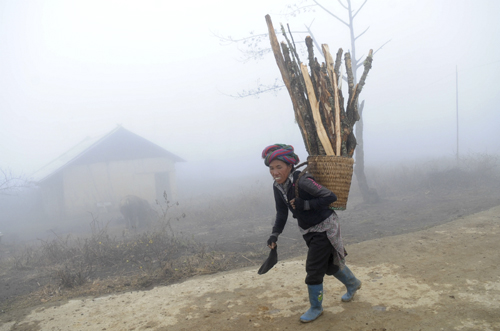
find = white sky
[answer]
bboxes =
[1,0,500,178]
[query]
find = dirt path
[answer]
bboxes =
[1,205,499,331]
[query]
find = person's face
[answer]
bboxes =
[269,159,293,184]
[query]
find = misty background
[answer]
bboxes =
[1,0,500,234]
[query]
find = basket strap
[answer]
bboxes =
[295,165,309,199]
[295,161,308,170]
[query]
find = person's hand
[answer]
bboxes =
[267,235,277,249]
[294,197,305,211]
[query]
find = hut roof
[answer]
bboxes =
[33,126,184,183]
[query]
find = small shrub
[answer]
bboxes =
[0,197,239,295]
[56,264,93,288]
[11,245,42,270]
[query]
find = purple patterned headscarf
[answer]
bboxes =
[262,144,300,167]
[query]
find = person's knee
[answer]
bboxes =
[305,273,324,285]
[326,263,339,276]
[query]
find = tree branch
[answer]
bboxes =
[286,24,303,65]
[354,26,370,41]
[337,0,348,10]
[214,31,270,45]
[353,0,368,19]
[374,39,391,55]
[312,0,349,27]
[1,168,29,195]
[355,39,390,69]
[356,58,364,70]
[304,21,324,59]
[284,3,318,18]
[213,28,310,63]
[227,79,285,99]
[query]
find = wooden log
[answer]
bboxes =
[305,36,331,155]
[347,83,360,123]
[281,42,320,155]
[265,15,291,93]
[331,71,342,156]
[278,24,322,154]
[280,42,312,152]
[280,23,303,72]
[337,87,351,157]
[322,44,342,156]
[305,40,336,154]
[347,50,373,124]
[300,63,335,156]
[334,48,343,81]
[321,44,341,156]
[318,65,337,151]
[322,44,335,81]
[346,100,363,156]
[353,49,373,102]
[305,37,319,92]
[265,15,311,153]
[345,52,355,104]
[265,15,373,160]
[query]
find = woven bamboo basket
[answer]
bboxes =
[306,155,354,210]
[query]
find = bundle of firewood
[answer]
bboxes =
[265,15,373,157]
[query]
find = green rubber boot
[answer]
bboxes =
[300,284,324,323]
[333,265,362,302]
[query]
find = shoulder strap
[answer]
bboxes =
[294,162,309,198]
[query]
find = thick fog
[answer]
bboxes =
[1,0,500,236]
[2,0,499,173]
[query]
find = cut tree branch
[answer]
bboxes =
[304,22,325,58]
[300,63,335,156]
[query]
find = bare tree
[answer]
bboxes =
[0,168,29,195]
[217,0,388,203]
[312,0,388,203]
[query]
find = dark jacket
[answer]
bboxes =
[272,170,337,234]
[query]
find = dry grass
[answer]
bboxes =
[1,154,499,310]
[0,198,250,310]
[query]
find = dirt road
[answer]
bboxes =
[1,205,499,331]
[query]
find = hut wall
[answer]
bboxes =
[61,157,177,217]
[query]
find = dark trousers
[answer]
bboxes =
[303,231,339,285]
